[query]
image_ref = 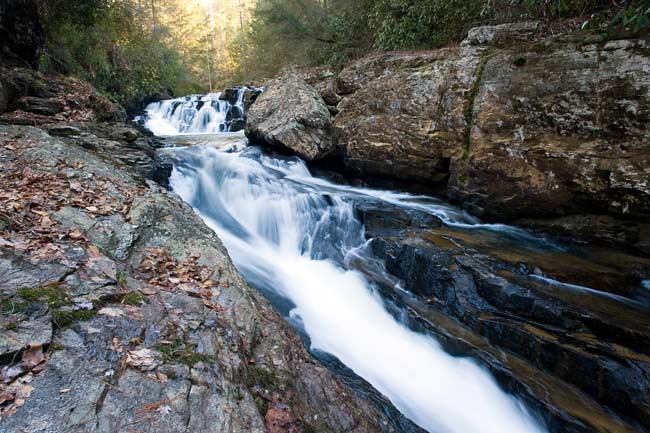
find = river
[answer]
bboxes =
[140,90,649,433]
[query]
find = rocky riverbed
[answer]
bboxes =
[1,7,649,433]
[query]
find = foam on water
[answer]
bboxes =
[167,142,548,433]
[140,89,251,136]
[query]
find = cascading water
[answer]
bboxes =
[139,87,259,136]
[161,133,548,433]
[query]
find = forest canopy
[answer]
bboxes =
[35,0,650,108]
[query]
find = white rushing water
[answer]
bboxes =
[140,88,251,136]
[165,133,548,433]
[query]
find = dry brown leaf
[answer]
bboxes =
[69,229,84,239]
[22,343,46,370]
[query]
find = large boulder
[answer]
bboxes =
[246,75,334,161]
[334,50,461,184]
[449,36,650,226]
[0,0,44,67]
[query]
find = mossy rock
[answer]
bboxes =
[52,309,96,328]
[18,284,71,308]
[118,291,145,306]
[1,298,28,315]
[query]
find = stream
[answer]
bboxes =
[140,91,649,433]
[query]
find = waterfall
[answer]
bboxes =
[139,87,260,136]
[163,137,548,433]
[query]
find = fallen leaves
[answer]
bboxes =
[0,151,143,264]
[125,349,161,372]
[0,343,47,417]
[137,248,224,311]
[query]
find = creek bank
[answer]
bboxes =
[0,63,396,432]
[245,23,650,254]
[0,124,394,433]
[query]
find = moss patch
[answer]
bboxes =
[116,271,127,286]
[18,284,71,308]
[254,396,268,415]
[119,291,145,306]
[52,309,96,328]
[462,55,489,161]
[246,365,287,391]
[1,298,28,315]
[155,339,209,366]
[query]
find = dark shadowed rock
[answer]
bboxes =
[219,87,240,105]
[356,199,650,432]
[243,87,262,110]
[47,124,82,137]
[246,75,334,161]
[17,96,63,116]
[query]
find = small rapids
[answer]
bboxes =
[166,136,548,433]
[140,88,252,136]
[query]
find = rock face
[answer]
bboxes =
[247,24,650,251]
[356,199,650,433]
[0,125,390,432]
[334,50,459,184]
[450,35,650,250]
[246,75,334,161]
[0,0,44,67]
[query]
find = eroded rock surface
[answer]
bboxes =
[356,199,650,433]
[0,125,391,433]
[246,74,334,161]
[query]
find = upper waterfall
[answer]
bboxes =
[138,86,261,136]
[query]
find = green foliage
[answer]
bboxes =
[239,0,646,81]
[611,0,650,32]
[118,291,145,306]
[52,309,96,328]
[37,0,199,110]
[369,0,485,50]
[1,298,28,315]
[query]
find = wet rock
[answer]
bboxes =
[243,87,262,111]
[517,214,650,252]
[219,87,241,105]
[360,203,650,432]
[246,74,334,161]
